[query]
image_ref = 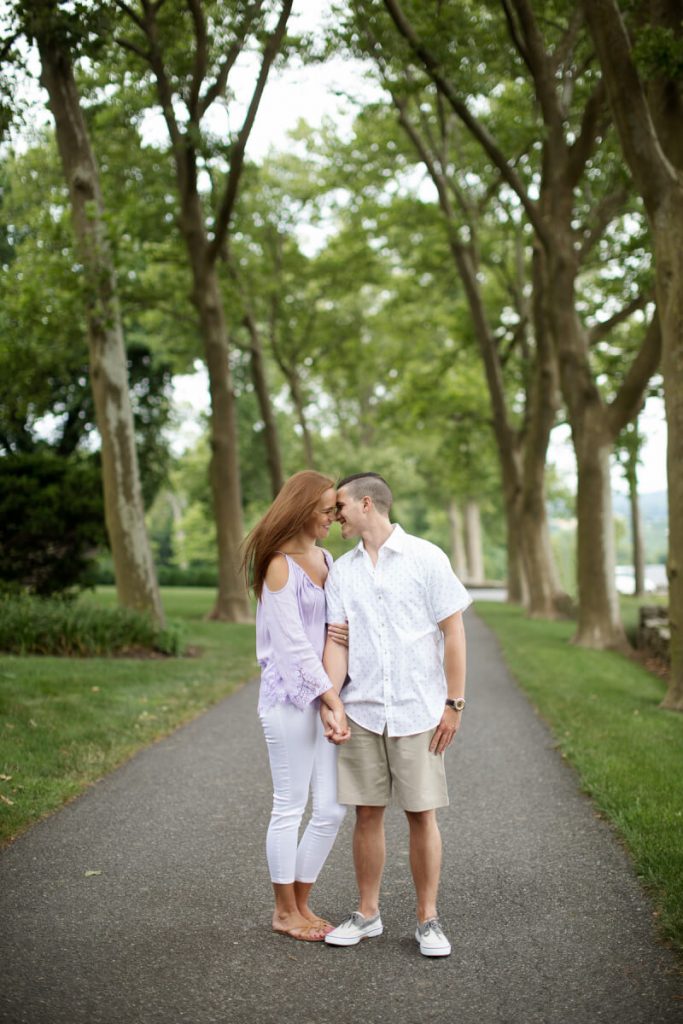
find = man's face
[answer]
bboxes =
[335,486,365,540]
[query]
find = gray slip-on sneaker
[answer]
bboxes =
[325,911,383,946]
[415,917,451,957]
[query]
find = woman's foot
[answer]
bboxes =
[272,910,327,941]
[297,905,334,935]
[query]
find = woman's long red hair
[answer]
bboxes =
[242,471,335,600]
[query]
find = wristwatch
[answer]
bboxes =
[445,697,466,712]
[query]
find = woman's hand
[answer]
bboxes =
[327,621,349,648]
[320,703,351,744]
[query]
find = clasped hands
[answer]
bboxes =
[321,703,351,744]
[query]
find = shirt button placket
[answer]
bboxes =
[377,572,391,731]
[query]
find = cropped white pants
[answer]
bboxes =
[260,701,346,884]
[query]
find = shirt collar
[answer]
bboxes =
[353,522,405,557]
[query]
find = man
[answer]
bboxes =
[321,472,471,958]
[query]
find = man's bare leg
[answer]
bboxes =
[405,809,442,922]
[354,805,386,917]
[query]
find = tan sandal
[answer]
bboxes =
[273,923,327,942]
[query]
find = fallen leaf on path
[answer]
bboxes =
[84,870,102,877]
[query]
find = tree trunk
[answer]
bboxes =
[656,191,683,708]
[287,370,315,469]
[37,33,163,625]
[243,312,284,498]
[625,454,645,597]
[447,497,468,579]
[505,505,528,605]
[573,411,626,648]
[545,235,629,649]
[581,0,682,707]
[191,261,251,622]
[464,499,485,583]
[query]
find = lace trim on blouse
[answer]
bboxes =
[258,664,328,714]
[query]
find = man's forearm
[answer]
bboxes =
[323,636,348,693]
[443,621,466,699]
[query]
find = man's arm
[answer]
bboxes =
[320,635,350,743]
[429,611,466,754]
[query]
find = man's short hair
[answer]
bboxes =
[336,472,393,515]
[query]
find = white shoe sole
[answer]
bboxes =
[415,929,451,956]
[325,922,384,946]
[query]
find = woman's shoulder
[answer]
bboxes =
[264,553,291,593]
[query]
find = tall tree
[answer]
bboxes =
[18,1,164,624]
[582,0,683,708]
[380,0,661,647]
[111,0,293,620]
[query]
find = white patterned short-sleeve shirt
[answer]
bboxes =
[325,524,472,737]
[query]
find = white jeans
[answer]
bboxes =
[260,701,346,884]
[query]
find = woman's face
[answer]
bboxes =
[307,487,337,540]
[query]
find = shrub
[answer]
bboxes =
[0,593,182,656]
[0,451,106,595]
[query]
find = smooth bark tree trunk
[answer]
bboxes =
[547,252,629,650]
[287,371,315,469]
[243,312,284,498]
[190,258,251,621]
[582,0,683,708]
[503,479,528,605]
[447,498,468,579]
[464,499,485,584]
[574,417,625,647]
[656,192,683,707]
[37,32,163,625]
[625,451,645,596]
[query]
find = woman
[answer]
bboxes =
[243,471,350,942]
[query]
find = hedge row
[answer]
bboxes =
[0,594,182,657]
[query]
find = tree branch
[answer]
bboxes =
[198,1,264,119]
[186,0,208,122]
[113,0,145,31]
[382,0,548,246]
[507,0,565,132]
[500,0,532,77]
[582,0,675,216]
[589,292,650,345]
[565,77,608,190]
[114,36,152,62]
[551,7,584,73]
[207,0,292,264]
[578,184,629,263]
[606,309,661,436]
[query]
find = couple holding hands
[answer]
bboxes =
[243,470,470,957]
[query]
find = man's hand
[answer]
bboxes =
[429,706,462,754]
[320,703,351,744]
[327,621,349,647]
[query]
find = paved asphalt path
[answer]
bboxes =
[1,611,681,1024]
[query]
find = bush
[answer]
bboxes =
[0,451,106,595]
[0,593,182,656]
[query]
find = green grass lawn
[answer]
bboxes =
[0,587,257,845]
[476,601,683,954]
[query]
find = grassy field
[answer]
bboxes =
[0,587,257,845]
[476,600,683,954]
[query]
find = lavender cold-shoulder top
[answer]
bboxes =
[256,550,334,716]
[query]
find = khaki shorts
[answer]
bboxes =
[337,718,449,812]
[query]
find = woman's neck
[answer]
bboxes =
[280,530,317,555]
